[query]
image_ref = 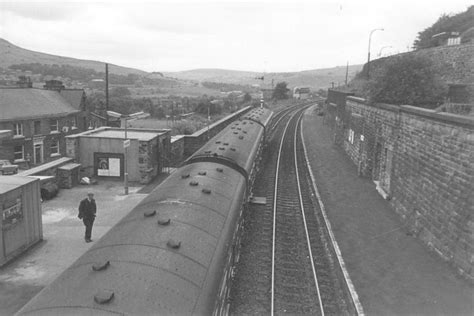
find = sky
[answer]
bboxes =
[0,0,471,73]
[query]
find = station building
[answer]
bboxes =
[66,127,171,184]
[293,87,311,100]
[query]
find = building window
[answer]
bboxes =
[34,121,41,135]
[71,116,77,129]
[13,123,23,136]
[50,140,59,156]
[348,129,355,144]
[50,119,59,133]
[14,145,24,161]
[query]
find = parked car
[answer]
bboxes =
[0,160,18,175]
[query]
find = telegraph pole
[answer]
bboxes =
[105,63,109,126]
[345,61,349,86]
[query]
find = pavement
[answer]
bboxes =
[0,180,150,315]
[302,106,473,315]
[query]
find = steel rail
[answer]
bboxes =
[293,113,325,316]
[271,109,299,316]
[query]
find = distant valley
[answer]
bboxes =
[165,65,363,90]
[1,38,362,91]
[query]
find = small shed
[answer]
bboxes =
[66,127,171,184]
[58,163,81,188]
[0,176,42,266]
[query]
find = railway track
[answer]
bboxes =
[230,103,355,315]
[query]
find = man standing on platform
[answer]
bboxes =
[78,192,97,243]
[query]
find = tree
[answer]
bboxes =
[195,101,222,115]
[153,107,166,119]
[413,6,474,49]
[317,89,328,98]
[110,86,131,98]
[272,82,290,100]
[243,92,252,103]
[366,54,446,108]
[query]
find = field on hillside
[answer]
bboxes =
[131,84,221,98]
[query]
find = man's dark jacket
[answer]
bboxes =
[78,198,96,219]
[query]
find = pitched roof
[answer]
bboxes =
[59,89,85,110]
[0,88,80,121]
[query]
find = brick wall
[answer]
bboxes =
[170,136,184,168]
[325,94,474,280]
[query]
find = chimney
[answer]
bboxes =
[43,80,65,91]
[16,76,32,88]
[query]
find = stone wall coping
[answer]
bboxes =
[191,106,252,137]
[58,163,81,171]
[400,104,474,127]
[171,135,185,143]
[18,157,74,176]
[347,96,367,103]
[346,96,474,127]
[328,89,355,96]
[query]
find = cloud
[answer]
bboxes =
[0,2,82,21]
[0,0,472,72]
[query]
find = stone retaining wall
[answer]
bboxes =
[324,91,474,280]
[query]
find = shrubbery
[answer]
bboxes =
[365,55,446,108]
[347,55,446,108]
[413,6,474,49]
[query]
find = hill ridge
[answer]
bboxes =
[0,38,146,76]
[1,38,363,89]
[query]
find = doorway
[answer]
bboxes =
[373,142,382,181]
[34,144,43,165]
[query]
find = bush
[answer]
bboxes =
[365,55,446,108]
[173,121,197,135]
[272,82,290,100]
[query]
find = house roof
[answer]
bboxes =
[59,89,85,110]
[0,88,80,121]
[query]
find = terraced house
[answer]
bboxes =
[0,81,87,169]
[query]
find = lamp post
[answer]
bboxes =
[367,28,384,79]
[107,110,149,195]
[378,45,392,57]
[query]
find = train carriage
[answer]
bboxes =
[17,107,273,316]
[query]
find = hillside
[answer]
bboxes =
[414,5,474,49]
[164,68,257,82]
[1,38,363,92]
[165,64,362,90]
[0,38,146,76]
